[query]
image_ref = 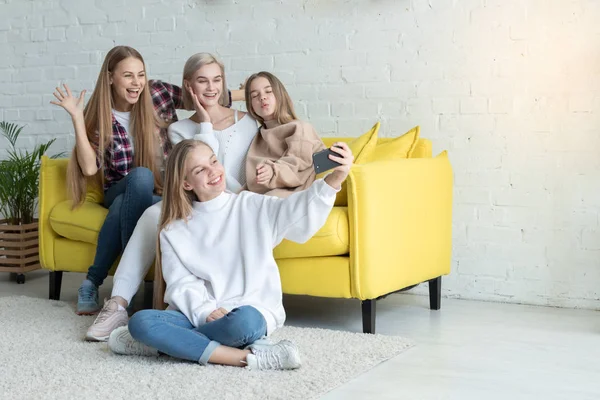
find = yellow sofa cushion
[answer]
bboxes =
[410,137,432,158]
[348,122,380,163]
[274,206,349,259]
[322,122,380,206]
[49,200,108,244]
[321,122,379,162]
[367,126,420,162]
[85,182,104,204]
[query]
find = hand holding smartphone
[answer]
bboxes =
[315,142,355,190]
[313,146,343,174]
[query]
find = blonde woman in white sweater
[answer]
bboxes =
[108,139,353,369]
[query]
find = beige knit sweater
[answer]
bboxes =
[246,119,326,197]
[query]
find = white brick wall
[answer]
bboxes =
[1,0,599,310]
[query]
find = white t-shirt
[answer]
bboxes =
[112,109,133,152]
[168,111,258,193]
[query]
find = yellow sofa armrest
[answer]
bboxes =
[346,151,453,300]
[39,156,70,271]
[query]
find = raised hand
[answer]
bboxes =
[256,163,273,185]
[206,307,228,323]
[324,142,354,190]
[239,76,248,90]
[50,84,86,118]
[187,86,211,123]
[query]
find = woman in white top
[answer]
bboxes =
[168,53,258,193]
[108,138,354,369]
[84,53,256,341]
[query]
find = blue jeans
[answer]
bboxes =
[128,306,267,365]
[86,167,161,287]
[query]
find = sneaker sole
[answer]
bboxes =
[85,333,110,342]
[76,309,100,316]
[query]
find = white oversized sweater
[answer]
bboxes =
[168,111,258,193]
[111,112,257,301]
[160,179,339,335]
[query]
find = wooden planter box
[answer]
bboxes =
[0,219,41,282]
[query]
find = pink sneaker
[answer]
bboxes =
[85,298,128,342]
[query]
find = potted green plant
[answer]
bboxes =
[0,121,64,283]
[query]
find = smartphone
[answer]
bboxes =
[313,147,342,174]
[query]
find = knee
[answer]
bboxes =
[126,167,155,192]
[234,306,266,334]
[128,310,156,341]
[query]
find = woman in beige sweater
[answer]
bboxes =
[244,72,326,198]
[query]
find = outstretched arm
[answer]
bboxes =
[264,142,354,244]
[230,89,245,102]
[50,84,98,176]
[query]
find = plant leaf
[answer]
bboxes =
[0,121,24,149]
[0,121,63,224]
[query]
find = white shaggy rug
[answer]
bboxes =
[0,296,413,400]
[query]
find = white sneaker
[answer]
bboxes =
[108,326,158,357]
[85,298,128,342]
[245,340,301,370]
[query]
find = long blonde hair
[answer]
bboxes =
[158,139,205,232]
[67,45,164,207]
[245,71,298,127]
[154,139,207,308]
[182,53,230,111]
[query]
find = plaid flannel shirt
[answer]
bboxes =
[99,80,181,191]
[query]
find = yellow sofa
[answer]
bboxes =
[39,136,453,333]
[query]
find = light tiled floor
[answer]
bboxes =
[2,270,599,400]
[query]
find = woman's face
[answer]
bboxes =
[110,57,146,112]
[183,144,226,202]
[249,76,276,121]
[185,63,224,108]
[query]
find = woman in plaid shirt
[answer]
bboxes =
[51,46,241,325]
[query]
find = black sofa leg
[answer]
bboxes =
[143,280,154,310]
[49,271,63,300]
[361,299,376,334]
[428,276,441,310]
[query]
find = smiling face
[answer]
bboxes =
[109,56,146,112]
[184,62,224,108]
[249,76,277,121]
[182,144,226,202]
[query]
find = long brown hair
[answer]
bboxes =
[67,46,163,207]
[244,71,298,127]
[154,139,206,307]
